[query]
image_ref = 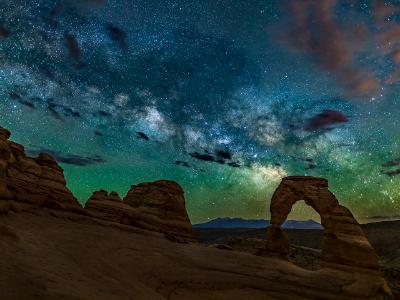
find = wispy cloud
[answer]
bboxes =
[26,148,106,167]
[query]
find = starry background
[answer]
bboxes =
[1,0,400,223]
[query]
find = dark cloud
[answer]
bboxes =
[64,33,81,62]
[305,110,349,131]
[8,91,36,109]
[305,163,317,170]
[19,100,35,109]
[136,131,149,141]
[189,152,216,163]
[175,160,205,172]
[26,148,106,167]
[0,25,10,38]
[301,157,317,170]
[96,110,112,118]
[47,102,63,120]
[228,162,241,168]
[283,1,379,97]
[46,99,81,120]
[382,169,400,177]
[215,149,233,160]
[380,156,400,176]
[65,107,81,118]
[189,150,241,168]
[175,160,191,168]
[8,91,22,100]
[106,23,127,50]
[382,159,400,167]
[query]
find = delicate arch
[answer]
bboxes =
[265,176,380,271]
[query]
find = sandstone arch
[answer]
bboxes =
[265,176,380,271]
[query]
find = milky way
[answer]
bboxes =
[1,0,400,223]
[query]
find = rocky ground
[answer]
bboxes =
[0,208,393,300]
[196,223,400,299]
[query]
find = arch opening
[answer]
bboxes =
[285,200,323,271]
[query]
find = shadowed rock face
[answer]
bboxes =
[84,183,196,243]
[123,180,196,242]
[85,189,139,225]
[0,127,79,209]
[83,182,196,242]
[265,176,380,271]
[88,190,122,202]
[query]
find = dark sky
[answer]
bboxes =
[1,0,400,223]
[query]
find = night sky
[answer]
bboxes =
[1,0,400,223]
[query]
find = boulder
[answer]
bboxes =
[0,127,79,210]
[264,176,380,272]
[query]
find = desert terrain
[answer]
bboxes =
[0,127,395,299]
[196,220,400,299]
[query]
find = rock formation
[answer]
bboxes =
[84,189,139,224]
[123,180,196,242]
[264,176,380,272]
[84,182,196,243]
[88,190,122,202]
[0,126,195,242]
[0,127,79,210]
[0,128,393,299]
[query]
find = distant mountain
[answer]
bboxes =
[193,218,322,230]
[282,220,323,229]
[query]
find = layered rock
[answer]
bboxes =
[84,190,138,224]
[123,180,196,242]
[264,176,380,272]
[85,182,196,243]
[0,127,195,242]
[0,127,79,210]
[88,190,122,202]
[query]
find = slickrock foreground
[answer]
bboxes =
[0,127,393,299]
[0,208,393,300]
